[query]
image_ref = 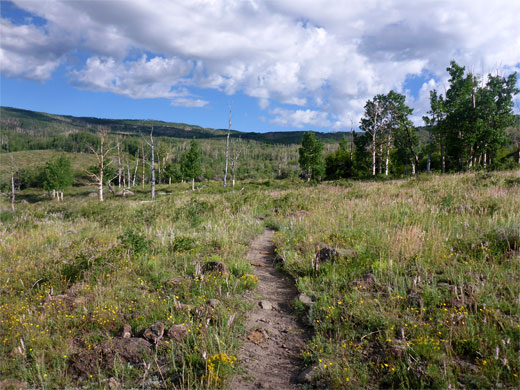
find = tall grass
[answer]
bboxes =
[271,171,520,388]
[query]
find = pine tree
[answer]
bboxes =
[181,138,202,190]
[298,131,325,182]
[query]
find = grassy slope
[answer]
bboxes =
[269,171,520,388]
[0,172,519,388]
[0,150,97,181]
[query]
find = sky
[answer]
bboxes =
[1,0,519,133]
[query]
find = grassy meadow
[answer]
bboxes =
[269,171,520,389]
[1,171,519,389]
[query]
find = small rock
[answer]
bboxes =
[207,299,220,308]
[121,324,132,339]
[297,293,313,306]
[143,321,165,344]
[247,329,264,345]
[349,273,376,290]
[88,192,98,198]
[297,365,319,383]
[259,300,272,310]
[315,245,357,270]
[20,200,29,205]
[69,338,152,377]
[201,261,229,275]
[0,379,28,390]
[167,324,188,341]
[116,190,134,196]
[108,377,120,390]
[315,245,338,264]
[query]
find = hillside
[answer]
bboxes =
[0,106,347,145]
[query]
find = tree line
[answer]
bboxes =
[2,61,518,200]
[300,61,519,181]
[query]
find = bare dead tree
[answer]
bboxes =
[224,103,232,188]
[86,128,114,202]
[231,140,241,189]
[9,155,16,212]
[116,136,122,188]
[141,143,146,189]
[132,155,139,187]
[140,126,155,199]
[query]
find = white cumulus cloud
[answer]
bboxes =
[1,0,519,127]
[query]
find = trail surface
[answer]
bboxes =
[230,229,309,389]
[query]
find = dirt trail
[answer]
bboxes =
[229,229,309,389]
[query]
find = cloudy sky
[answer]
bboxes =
[1,0,519,132]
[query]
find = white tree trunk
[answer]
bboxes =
[117,141,122,188]
[142,145,145,189]
[372,132,377,176]
[224,104,232,188]
[385,135,390,176]
[10,170,15,211]
[150,128,155,199]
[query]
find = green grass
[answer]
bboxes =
[0,182,278,388]
[270,171,520,388]
[1,171,519,388]
[0,150,97,181]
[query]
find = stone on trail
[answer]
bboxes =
[296,365,320,383]
[259,300,273,310]
[297,293,313,306]
[247,329,265,345]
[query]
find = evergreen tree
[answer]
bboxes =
[325,135,353,179]
[181,138,202,190]
[298,131,325,182]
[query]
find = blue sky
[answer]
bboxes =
[1,0,519,133]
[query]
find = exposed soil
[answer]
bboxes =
[230,229,310,389]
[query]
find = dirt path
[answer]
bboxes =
[229,229,309,389]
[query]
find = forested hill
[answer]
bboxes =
[0,106,346,145]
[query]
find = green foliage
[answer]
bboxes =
[299,131,325,181]
[42,155,74,191]
[325,136,353,179]
[180,138,202,182]
[424,61,519,172]
[119,228,150,254]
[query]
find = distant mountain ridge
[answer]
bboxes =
[0,106,347,145]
